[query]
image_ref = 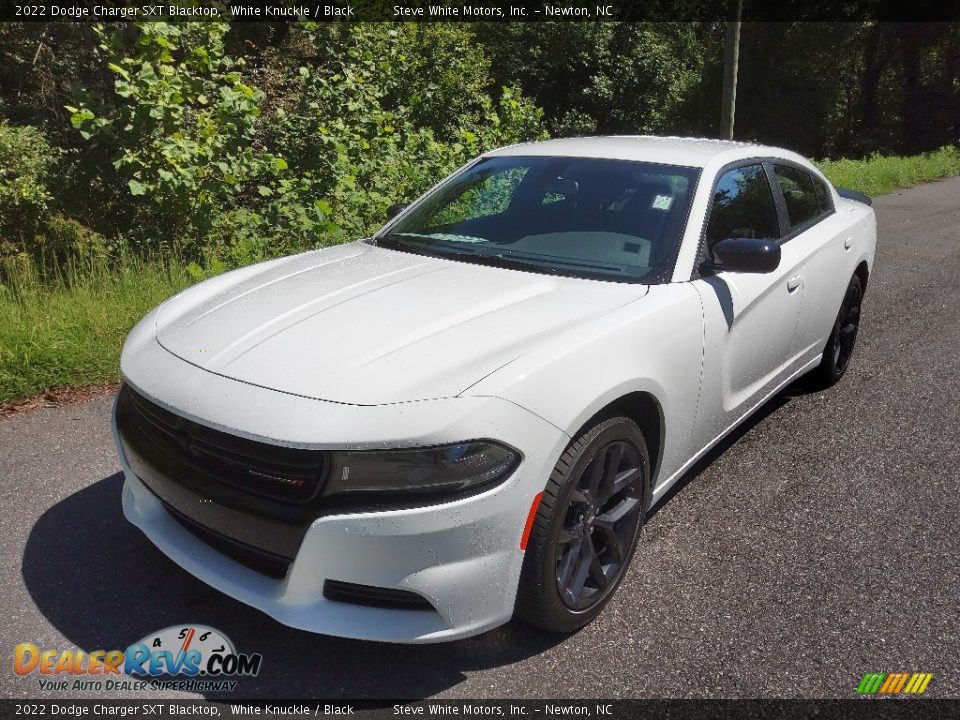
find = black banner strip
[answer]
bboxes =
[1,699,958,720]
[1,0,959,22]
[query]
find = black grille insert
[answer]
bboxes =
[323,580,434,611]
[117,385,328,504]
[165,502,292,580]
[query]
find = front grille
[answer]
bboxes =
[117,385,328,504]
[323,580,434,611]
[165,502,292,580]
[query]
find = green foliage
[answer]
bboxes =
[816,145,960,197]
[67,23,291,247]
[384,24,495,137]
[57,21,542,263]
[263,23,544,242]
[475,22,703,137]
[31,214,109,274]
[203,173,342,267]
[0,121,58,244]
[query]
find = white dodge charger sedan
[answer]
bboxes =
[114,136,876,643]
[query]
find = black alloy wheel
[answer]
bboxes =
[832,279,862,374]
[555,439,644,611]
[811,273,864,387]
[516,416,649,633]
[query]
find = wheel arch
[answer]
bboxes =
[570,391,665,494]
[854,260,870,292]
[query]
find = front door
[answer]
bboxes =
[691,162,804,443]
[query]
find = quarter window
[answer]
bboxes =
[813,176,828,212]
[704,164,780,249]
[774,164,826,229]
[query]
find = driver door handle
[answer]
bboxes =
[787,275,802,292]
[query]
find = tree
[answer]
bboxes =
[719,0,742,139]
[474,22,703,137]
[67,22,286,249]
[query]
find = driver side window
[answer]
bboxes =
[705,164,780,250]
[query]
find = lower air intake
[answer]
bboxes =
[323,580,434,611]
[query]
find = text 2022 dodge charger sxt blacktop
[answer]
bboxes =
[113,136,876,642]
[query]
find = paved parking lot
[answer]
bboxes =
[2,178,958,700]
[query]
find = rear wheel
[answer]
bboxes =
[515,416,649,633]
[810,274,863,388]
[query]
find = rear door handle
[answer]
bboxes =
[787,275,802,292]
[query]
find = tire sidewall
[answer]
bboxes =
[823,274,864,383]
[534,417,650,630]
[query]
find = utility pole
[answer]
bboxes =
[719,0,743,140]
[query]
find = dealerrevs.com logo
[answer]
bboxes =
[14,625,262,693]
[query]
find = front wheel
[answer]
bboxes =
[515,416,649,633]
[810,274,863,388]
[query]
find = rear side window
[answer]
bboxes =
[774,164,828,229]
[704,164,780,249]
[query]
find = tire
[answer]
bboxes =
[809,274,864,388]
[515,416,650,633]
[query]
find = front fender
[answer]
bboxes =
[462,283,705,492]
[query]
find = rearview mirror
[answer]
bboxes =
[386,203,409,220]
[703,238,781,274]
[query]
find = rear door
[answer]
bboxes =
[769,163,852,365]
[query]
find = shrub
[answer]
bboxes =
[265,23,545,242]
[0,121,58,243]
[62,22,545,261]
[67,22,287,250]
[32,215,108,276]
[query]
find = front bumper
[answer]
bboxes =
[114,339,568,643]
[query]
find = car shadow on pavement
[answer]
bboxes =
[648,387,801,517]
[21,472,565,700]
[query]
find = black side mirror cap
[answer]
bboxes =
[702,237,781,274]
[386,203,409,220]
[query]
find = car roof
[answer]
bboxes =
[485,135,797,169]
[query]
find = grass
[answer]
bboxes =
[1,145,959,409]
[0,257,192,406]
[817,145,960,197]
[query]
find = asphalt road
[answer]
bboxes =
[2,178,959,701]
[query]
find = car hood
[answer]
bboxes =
[156,242,647,405]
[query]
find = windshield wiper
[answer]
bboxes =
[375,235,560,275]
[471,252,561,276]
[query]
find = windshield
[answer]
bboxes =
[374,156,700,283]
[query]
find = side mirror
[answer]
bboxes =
[703,237,781,274]
[386,203,409,220]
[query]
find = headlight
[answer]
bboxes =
[325,441,520,496]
